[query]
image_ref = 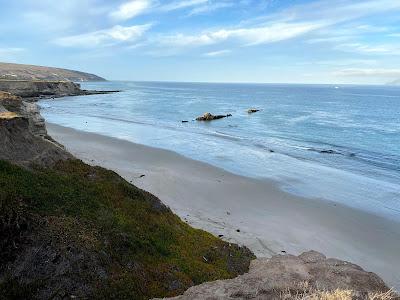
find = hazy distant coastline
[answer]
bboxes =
[0,62,105,82]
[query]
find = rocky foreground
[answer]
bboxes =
[0,81,398,299]
[158,251,397,300]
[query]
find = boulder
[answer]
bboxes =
[157,251,395,300]
[196,112,230,121]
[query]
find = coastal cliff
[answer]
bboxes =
[0,80,85,98]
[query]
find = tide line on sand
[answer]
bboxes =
[47,123,400,290]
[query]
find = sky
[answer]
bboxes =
[1,0,400,84]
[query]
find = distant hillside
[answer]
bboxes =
[0,62,105,82]
[389,79,400,85]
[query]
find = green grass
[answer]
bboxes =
[0,159,254,299]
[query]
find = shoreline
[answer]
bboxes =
[47,123,400,290]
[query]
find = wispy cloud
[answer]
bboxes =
[110,0,152,21]
[0,47,24,56]
[333,68,400,78]
[204,49,231,57]
[160,0,208,11]
[153,21,324,50]
[188,1,234,15]
[54,24,152,48]
[335,43,400,55]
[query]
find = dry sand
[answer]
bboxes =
[47,123,400,290]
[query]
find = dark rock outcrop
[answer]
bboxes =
[196,112,231,121]
[0,80,119,101]
[0,80,83,98]
[160,251,395,300]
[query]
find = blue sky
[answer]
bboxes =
[1,0,400,84]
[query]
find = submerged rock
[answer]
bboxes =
[247,109,260,114]
[196,112,230,121]
[159,251,393,300]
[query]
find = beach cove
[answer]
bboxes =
[48,123,400,290]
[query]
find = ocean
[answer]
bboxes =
[40,81,400,221]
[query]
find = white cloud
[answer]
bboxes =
[160,0,208,12]
[54,24,152,48]
[154,21,323,49]
[333,68,400,78]
[270,0,400,25]
[315,59,378,67]
[188,1,234,15]
[110,0,152,21]
[335,43,400,55]
[204,49,231,57]
[0,47,24,55]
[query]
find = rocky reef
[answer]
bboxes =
[160,251,396,300]
[196,112,232,121]
[0,80,84,98]
[247,108,260,114]
[0,80,119,100]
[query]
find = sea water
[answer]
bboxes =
[40,81,400,221]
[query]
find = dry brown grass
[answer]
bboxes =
[0,112,19,119]
[278,282,398,300]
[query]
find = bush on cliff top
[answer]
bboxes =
[0,159,254,299]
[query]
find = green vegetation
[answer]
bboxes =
[0,159,254,299]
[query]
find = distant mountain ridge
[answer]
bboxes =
[0,62,105,82]
[388,79,400,85]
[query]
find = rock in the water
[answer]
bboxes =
[158,251,394,300]
[196,112,230,121]
[247,109,260,114]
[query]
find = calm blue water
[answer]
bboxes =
[40,81,400,221]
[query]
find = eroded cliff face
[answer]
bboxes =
[0,92,70,166]
[0,80,83,98]
[0,92,46,136]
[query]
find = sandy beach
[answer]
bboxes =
[47,123,400,290]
